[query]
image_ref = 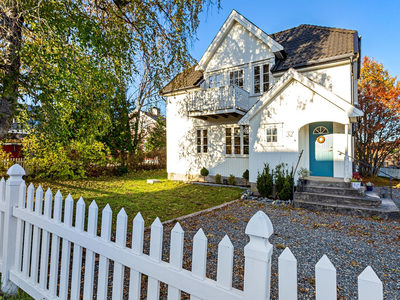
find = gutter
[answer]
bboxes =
[271,53,355,76]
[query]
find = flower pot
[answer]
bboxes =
[366,186,373,192]
[351,182,361,189]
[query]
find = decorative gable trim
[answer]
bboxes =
[196,10,284,71]
[238,68,363,125]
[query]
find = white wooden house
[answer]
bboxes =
[161,10,363,191]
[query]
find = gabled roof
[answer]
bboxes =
[238,68,363,125]
[161,14,360,94]
[196,10,284,71]
[270,24,359,73]
[161,65,203,95]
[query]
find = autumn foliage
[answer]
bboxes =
[355,56,400,175]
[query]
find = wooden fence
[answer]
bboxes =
[0,165,385,299]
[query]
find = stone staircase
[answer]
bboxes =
[294,176,399,219]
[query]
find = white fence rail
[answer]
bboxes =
[0,165,385,299]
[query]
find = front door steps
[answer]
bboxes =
[294,176,399,220]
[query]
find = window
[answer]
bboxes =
[313,126,329,134]
[209,74,221,88]
[266,127,278,143]
[254,64,270,94]
[225,126,249,155]
[230,70,244,88]
[196,129,208,153]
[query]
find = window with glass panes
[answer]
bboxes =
[209,74,221,88]
[196,129,208,153]
[225,126,249,155]
[266,127,278,143]
[254,64,269,93]
[230,70,244,88]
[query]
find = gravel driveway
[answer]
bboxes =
[137,198,400,300]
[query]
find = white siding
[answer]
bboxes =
[167,94,248,178]
[206,22,274,72]
[248,79,352,182]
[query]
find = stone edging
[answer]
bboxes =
[189,182,248,190]
[160,198,242,227]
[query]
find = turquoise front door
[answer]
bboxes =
[309,122,333,177]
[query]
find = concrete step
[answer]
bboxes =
[294,198,400,220]
[302,185,361,197]
[294,192,381,208]
[305,178,350,188]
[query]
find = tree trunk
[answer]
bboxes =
[0,1,22,140]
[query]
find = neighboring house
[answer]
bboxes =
[2,106,34,159]
[129,107,164,151]
[161,10,363,191]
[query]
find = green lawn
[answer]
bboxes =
[27,170,242,229]
[362,175,400,187]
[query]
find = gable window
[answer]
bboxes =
[230,70,244,88]
[197,129,208,153]
[254,64,270,94]
[225,126,249,155]
[209,74,221,88]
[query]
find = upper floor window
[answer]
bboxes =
[209,74,221,88]
[197,129,208,153]
[225,126,249,155]
[254,64,270,94]
[230,70,244,88]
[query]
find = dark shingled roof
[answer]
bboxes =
[270,24,358,72]
[161,65,203,94]
[161,24,358,94]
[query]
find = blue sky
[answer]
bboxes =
[190,0,400,78]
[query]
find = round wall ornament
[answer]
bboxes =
[317,135,325,144]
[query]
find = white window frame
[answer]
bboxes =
[209,74,221,89]
[261,123,283,147]
[253,63,270,94]
[196,128,208,154]
[229,69,244,88]
[225,125,249,156]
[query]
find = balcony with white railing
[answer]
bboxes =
[187,85,249,119]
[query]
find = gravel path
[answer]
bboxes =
[135,199,400,300]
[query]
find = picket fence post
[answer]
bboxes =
[1,164,25,295]
[243,211,274,300]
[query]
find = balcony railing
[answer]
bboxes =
[187,85,249,116]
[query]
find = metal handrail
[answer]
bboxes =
[292,150,304,200]
[338,150,393,199]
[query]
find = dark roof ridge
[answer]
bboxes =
[271,24,357,37]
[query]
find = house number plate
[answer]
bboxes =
[286,131,294,137]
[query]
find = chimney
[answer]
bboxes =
[151,107,160,117]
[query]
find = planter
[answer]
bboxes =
[351,182,361,189]
[366,186,373,192]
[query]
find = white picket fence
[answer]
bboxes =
[0,164,385,299]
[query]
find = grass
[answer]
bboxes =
[0,170,241,299]
[27,170,242,229]
[362,175,400,187]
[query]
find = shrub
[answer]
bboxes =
[227,174,236,185]
[257,163,273,198]
[23,134,110,179]
[115,165,129,176]
[242,169,249,185]
[274,163,286,197]
[200,167,209,182]
[215,174,222,184]
[278,179,292,200]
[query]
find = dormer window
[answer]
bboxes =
[230,70,244,88]
[209,74,221,88]
[254,64,270,94]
